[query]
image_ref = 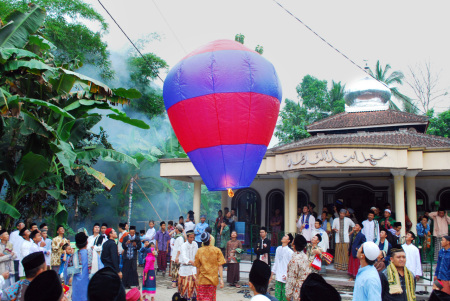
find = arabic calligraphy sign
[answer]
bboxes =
[286,150,388,168]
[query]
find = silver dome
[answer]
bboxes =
[344,77,391,112]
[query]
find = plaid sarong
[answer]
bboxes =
[335,243,349,271]
[197,284,216,301]
[157,251,167,271]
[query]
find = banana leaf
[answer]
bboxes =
[0,200,21,219]
[107,113,150,129]
[0,5,46,49]
[10,96,75,119]
[54,202,68,227]
[76,148,139,168]
[13,152,50,184]
[3,59,52,72]
[82,166,115,191]
[0,48,40,63]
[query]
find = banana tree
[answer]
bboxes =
[0,5,149,227]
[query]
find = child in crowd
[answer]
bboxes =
[139,239,150,267]
[143,242,157,301]
[61,243,73,284]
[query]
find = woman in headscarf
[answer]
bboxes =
[225,230,242,287]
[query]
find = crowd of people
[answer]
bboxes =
[0,203,449,300]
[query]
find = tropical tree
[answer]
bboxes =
[0,0,114,79]
[275,75,345,145]
[0,5,147,228]
[427,109,450,138]
[368,60,416,113]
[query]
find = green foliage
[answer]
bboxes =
[0,200,20,219]
[368,60,416,113]
[235,34,245,44]
[0,0,113,79]
[0,6,147,227]
[275,76,345,145]
[427,109,450,138]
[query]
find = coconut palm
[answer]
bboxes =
[368,61,417,113]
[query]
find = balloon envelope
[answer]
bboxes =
[163,40,282,191]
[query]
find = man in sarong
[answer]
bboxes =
[380,245,416,301]
[178,230,198,300]
[194,232,226,301]
[3,252,46,301]
[171,224,185,288]
[122,226,141,289]
[332,209,355,271]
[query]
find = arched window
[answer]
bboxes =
[232,188,261,225]
[266,189,284,229]
[437,188,450,211]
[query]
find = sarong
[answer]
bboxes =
[157,251,167,271]
[275,281,287,301]
[227,263,240,284]
[122,257,139,287]
[171,261,180,283]
[143,270,156,300]
[347,252,360,278]
[197,284,216,301]
[335,243,349,271]
[178,274,197,300]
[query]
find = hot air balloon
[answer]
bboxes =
[163,40,282,194]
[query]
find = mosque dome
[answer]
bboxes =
[344,76,391,112]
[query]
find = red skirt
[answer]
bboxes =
[347,253,360,278]
[197,285,216,301]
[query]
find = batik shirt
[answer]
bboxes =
[285,251,310,301]
[51,236,68,266]
[4,279,30,301]
[194,245,226,286]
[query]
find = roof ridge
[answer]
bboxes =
[306,111,348,129]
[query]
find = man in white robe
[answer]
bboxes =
[362,210,380,244]
[312,220,329,252]
[9,221,24,282]
[270,233,293,301]
[297,205,315,242]
[402,231,422,280]
[87,223,104,274]
[178,230,198,300]
[19,229,33,278]
[28,230,49,257]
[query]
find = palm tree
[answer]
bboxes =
[368,61,417,114]
[328,81,346,115]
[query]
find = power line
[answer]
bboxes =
[97,0,164,83]
[272,0,423,114]
[151,0,188,55]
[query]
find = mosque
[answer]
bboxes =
[160,75,450,237]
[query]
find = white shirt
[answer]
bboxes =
[29,241,47,255]
[362,219,380,243]
[118,231,126,254]
[332,217,355,243]
[184,221,195,232]
[19,240,32,277]
[271,245,293,283]
[179,241,198,276]
[9,230,23,260]
[88,234,105,254]
[402,243,422,276]
[251,295,270,301]
[171,236,185,260]
[297,214,315,241]
[312,228,329,252]
[145,228,156,244]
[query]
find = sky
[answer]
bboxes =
[85,0,450,146]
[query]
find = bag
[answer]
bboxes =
[311,255,322,270]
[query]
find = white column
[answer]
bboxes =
[288,173,300,234]
[391,169,407,237]
[310,180,320,210]
[221,191,228,212]
[192,177,202,218]
[406,170,420,234]
[281,173,290,232]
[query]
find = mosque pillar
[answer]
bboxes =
[221,191,228,212]
[281,173,290,232]
[192,177,202,217]
[288,173,301,234]
[310,180,320,210]
[406,170,420,234]
[391,169,407,237]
